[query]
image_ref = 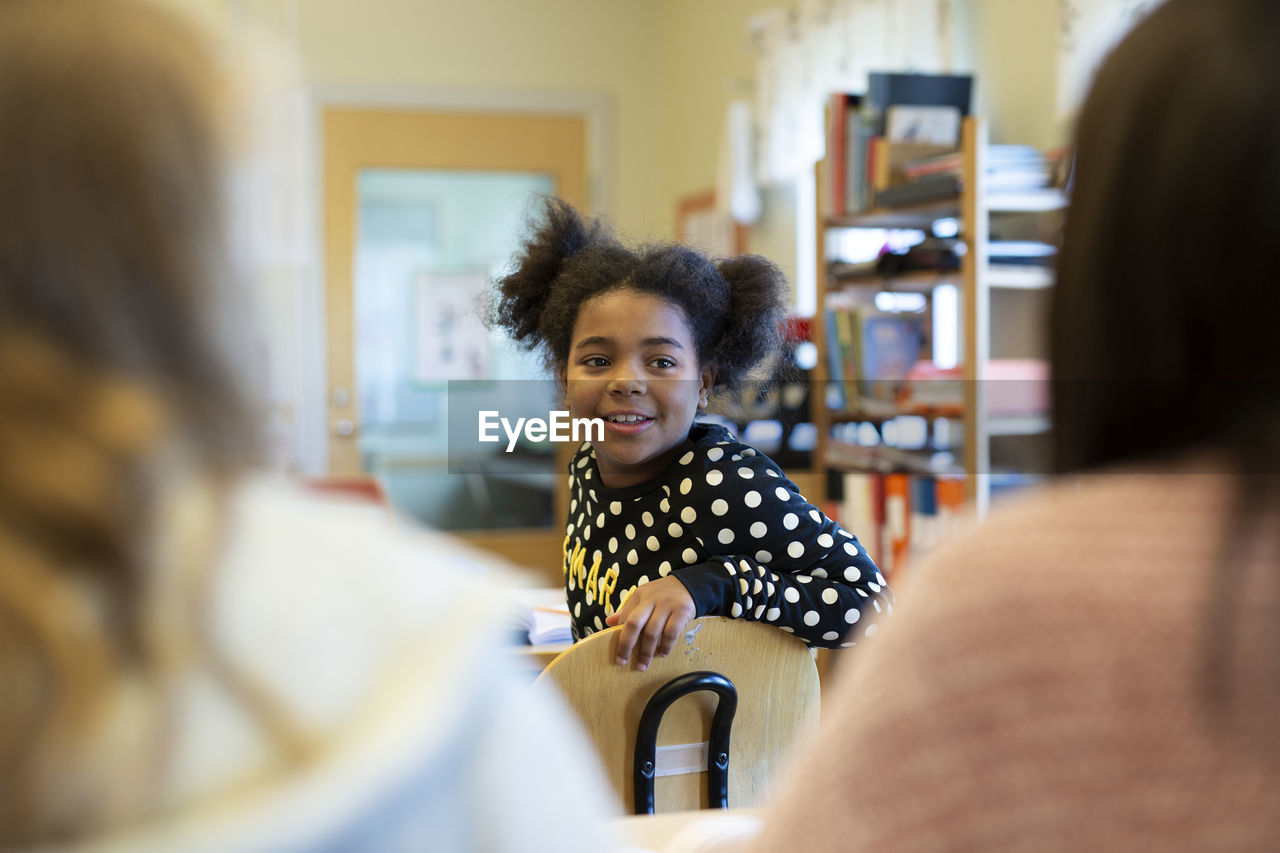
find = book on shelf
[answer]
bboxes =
[866,72,973,138]
[838,470,884,574]
[825,92,877,216]
[900,144,1051,179]
[822,309,847,410]
[883,473,911,583]
[880,143,1055,208]
[873,173,962,208]
[826,92,850,218]
[901,361,965,409]
[860,315,924,400]
[899,149,963,180]
[885,104,961,146]
[833,469,967,585]
[823,307,924,406]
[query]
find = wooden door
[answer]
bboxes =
[324,108,586,580]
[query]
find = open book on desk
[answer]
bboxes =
[510,587,573,646]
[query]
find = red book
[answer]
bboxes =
[883,473,911,584]
[826,93,849,216]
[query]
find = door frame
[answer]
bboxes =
[298,87,614,581]
[294,85,615,477]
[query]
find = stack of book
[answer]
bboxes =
[828,470,967,585]
[900,144,1055,189]
[870,144,1057,209]
[825,92,876,216]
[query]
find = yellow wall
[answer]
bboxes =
[970,0,1064,149]
[296,0,666,238]
[172,0,1067,279]
[657,0,800,289]
[173,0,666,237]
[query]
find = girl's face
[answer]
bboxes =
[562,289,714,489]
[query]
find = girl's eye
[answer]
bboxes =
[582,356,609,368]
[649,357,676,369]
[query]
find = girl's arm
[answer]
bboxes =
[670,449,893,648]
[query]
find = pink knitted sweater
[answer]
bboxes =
[743,463,1280,851]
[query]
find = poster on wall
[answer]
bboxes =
[413,270,490,382]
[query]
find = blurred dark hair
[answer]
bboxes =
[1053,0,1280,709]
[490,197,788,389]
[1052,0,1280,477]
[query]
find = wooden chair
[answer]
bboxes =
[532,617,820,814]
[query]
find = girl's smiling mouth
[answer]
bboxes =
[602,412,654,434]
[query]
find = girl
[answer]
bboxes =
[493,198,892,670]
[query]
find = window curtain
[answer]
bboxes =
[1056,0,1164,118]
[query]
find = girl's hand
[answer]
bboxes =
[605,577,696,671]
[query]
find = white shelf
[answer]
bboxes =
[826,198,961,230]
[986,188,1067,213]
[987,265,1054,290]
[986,414,1051,436]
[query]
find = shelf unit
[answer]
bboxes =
[814,114,1065,527]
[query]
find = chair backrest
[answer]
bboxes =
[532,616,820,814]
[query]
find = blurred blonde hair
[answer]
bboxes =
[0,0,263,841]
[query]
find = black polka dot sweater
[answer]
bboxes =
[561,422,893,647]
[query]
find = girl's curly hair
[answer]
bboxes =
[490,197,786,389]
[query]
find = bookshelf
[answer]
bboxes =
[814,111,1065,582]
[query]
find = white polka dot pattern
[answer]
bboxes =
[559,424,892,647]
